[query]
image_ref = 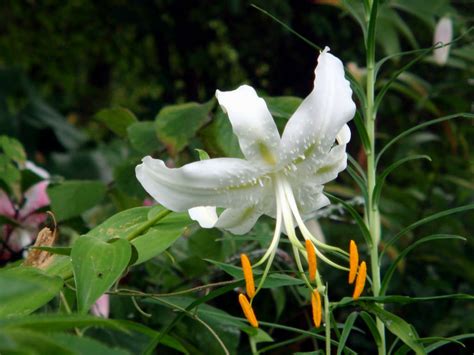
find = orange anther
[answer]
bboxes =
[311,289,322,328]
[353,261,367,300]
[238,293,259,328]
[241,254,256,298]
[348,240,359,284]
[305,240,317,282]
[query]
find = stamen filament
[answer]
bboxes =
[281,179,348,257]
[353,261,367,299]
[280,179,349,272]
[348,240,359,284]
[305,239,317,282]
[241,254,256,299]
[254,201,282,267]
[275,177,312,289]
[311,289,322,328]
[238,293,259,328]
[254,197,283,297]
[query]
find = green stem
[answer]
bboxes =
[324,286,331,355]
[365,1,386,354]
[126,209,172,241]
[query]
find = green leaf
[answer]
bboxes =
[366,0,378,59]
[359,311,382,347]
[373,155,431,206]
[0,155,21,188]
[380,234,466,295]
[114,159,147,198]
[201,110,243,158]
[131,220,188,265]
[0,329,130,355]
[0,136,26,165]
[42,255,72,279]
[205,259,304,288]
[147,296,242,355]
[188,229,222,260]
[425,333,474,353]
[46,333,130,355]
[353,111,371,152]
[243,327,274,344]
[195,148,210,160]
[31,246,72,256]
[324,193,372,246]
[71,236,132,313]
[363,303,426,355]
[376,113,473,166]
[0,313,136,334]
[264,96,302,118]
[84,206,190,265]
[337,312,359,355]
[95,107,138,138]
[86,207,151,241]
[0,328,74,354]
[155,100,214,155]
[0,314,187,353]
[382,204,474,255]
[127,121,162,154]
[47,180,107,221]
[336,293,474,307]
[0,267,63,318]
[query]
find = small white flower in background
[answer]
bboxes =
[136,47,367,328]
[433,16,453,66]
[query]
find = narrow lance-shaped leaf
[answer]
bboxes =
[363,303,426,355]
[381,204,474,257]
[337,312,359,355]
[380,234,466,295]
[373,155,431,206]
[376,113,473,167]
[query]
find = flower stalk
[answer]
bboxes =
[365,0,386,353]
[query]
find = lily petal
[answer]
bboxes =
[279,47,355,167]
[292,183,330,217]
[287,140,348,190]
[215,206,263,235]
[136,156,271,212]
[189,206,218,228]
[216,85,280,166]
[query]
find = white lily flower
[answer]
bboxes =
[137,47,365,326]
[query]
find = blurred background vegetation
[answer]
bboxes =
[0,0,473,353]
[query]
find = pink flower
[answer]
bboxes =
[91,294,110,318]
[0,163,50,262]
